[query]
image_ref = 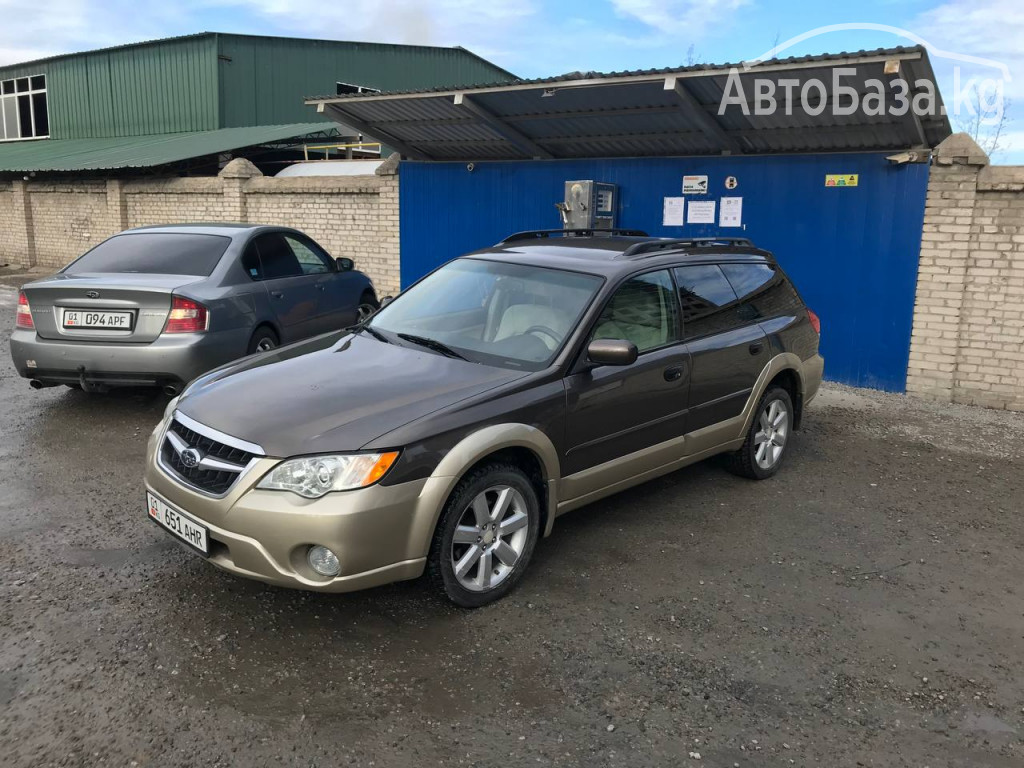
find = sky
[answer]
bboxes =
[1,0,1021,160]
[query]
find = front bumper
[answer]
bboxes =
[144,423,442,593]
[10,327,248,387]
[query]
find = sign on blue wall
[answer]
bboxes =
[399,153,929,391]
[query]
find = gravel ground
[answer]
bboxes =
[1,272,1023,767]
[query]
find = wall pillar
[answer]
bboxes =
[906,134,988,402]
[106,179,128,233]
[11,180,36,268]
[374,154,402,296]
[217,157,262,222]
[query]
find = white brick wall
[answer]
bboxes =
[0,164,402,294]
[907,135,1024,411]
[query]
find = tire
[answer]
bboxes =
[247,326,279,355]
[725,386,794,480]
[64,383,82,390]
[427,462,541,608]
[355,291,379,324]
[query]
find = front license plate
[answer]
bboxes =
[63,309,133,329]
[147,492,209,555]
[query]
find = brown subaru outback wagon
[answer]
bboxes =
[145,230,823,607]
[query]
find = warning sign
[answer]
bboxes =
[725,176,738,190]
[825,174,859,187]
[682,175,709,194]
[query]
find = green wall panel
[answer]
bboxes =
[0,33,514,139]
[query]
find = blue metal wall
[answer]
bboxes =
[399,153,929,391]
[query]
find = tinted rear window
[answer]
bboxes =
[720,263,804,318]
[65,233,231,276]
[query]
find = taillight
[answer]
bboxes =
[16,291,33,329]
[163,296,209,334]
[807,309,821,335]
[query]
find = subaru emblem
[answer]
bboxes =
[86,290,100,299]
[180,447,203,468]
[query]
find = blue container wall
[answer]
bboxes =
[399,153,929,392]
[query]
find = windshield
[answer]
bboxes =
[65,233,231,276]
[369,258,603,369]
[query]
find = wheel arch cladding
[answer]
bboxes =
[420,424,561,543]
[766,367,803,429]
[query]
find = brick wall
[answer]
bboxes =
[0,158,402,295]
[0,181,16,266]
[28,182,110,268]
[907,134,1024,411]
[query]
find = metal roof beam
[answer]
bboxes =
[890,61,930,148]
[452,93,553,159]
[664,76,743,155]
[321,103,432,160]
[304,50,924,105]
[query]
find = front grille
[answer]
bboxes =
[160,417,259,496]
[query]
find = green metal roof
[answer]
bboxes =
[0,123,338,173]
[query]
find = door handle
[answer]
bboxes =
[316,284,326,291]
[663,365,685,382]
[749,342,764,355]
[271,290,284,299]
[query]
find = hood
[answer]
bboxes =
[175,332,529,457]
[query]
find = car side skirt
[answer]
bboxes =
[554,353,816,517]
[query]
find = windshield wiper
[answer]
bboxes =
[345,321,390,344]
[361,325,390,344]
[396,333,468,361]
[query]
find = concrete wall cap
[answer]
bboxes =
[218,158,264,179]
[933,133,990,167]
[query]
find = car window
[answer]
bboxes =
[255,234,302,279]
[241,242,263,280]
[64,233,231,276]
[369,258,603,370]
[721,263,804,318]
[592,270,680,353]
[673,264,743,340]
[284,235,332,275]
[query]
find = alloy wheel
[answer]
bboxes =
[356,303,376,323]
[255,337,276,352]
[754,398,789,470]
[450,485,530,592]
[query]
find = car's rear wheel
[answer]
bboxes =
[355,291,379,323]
[726,386,793,480]
[428,463,540,608]
[247,326,279,354]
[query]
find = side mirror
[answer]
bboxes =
[336,257,354,272]
[587,339,638,366]
[379,295,395,308]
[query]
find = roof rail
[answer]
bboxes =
[500,228,650,244]
[619,237,755,259]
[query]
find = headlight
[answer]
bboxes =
[256,452,399,498]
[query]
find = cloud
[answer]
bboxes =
[610,0,751,39]
[208,0,538,49]
[910,0,1021,158]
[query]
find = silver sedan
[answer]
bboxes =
[11,224,378,393]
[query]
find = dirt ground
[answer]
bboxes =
[1,272,1023,767]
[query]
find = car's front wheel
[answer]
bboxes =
[428,462,540,608]
[726,386,794,480]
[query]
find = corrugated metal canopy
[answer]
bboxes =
[0,123,339,173]
[306,47,951,160]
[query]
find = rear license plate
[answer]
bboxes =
[63,309,132,329]
[147,491,209,555]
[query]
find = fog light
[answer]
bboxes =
[307,545,341,577]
